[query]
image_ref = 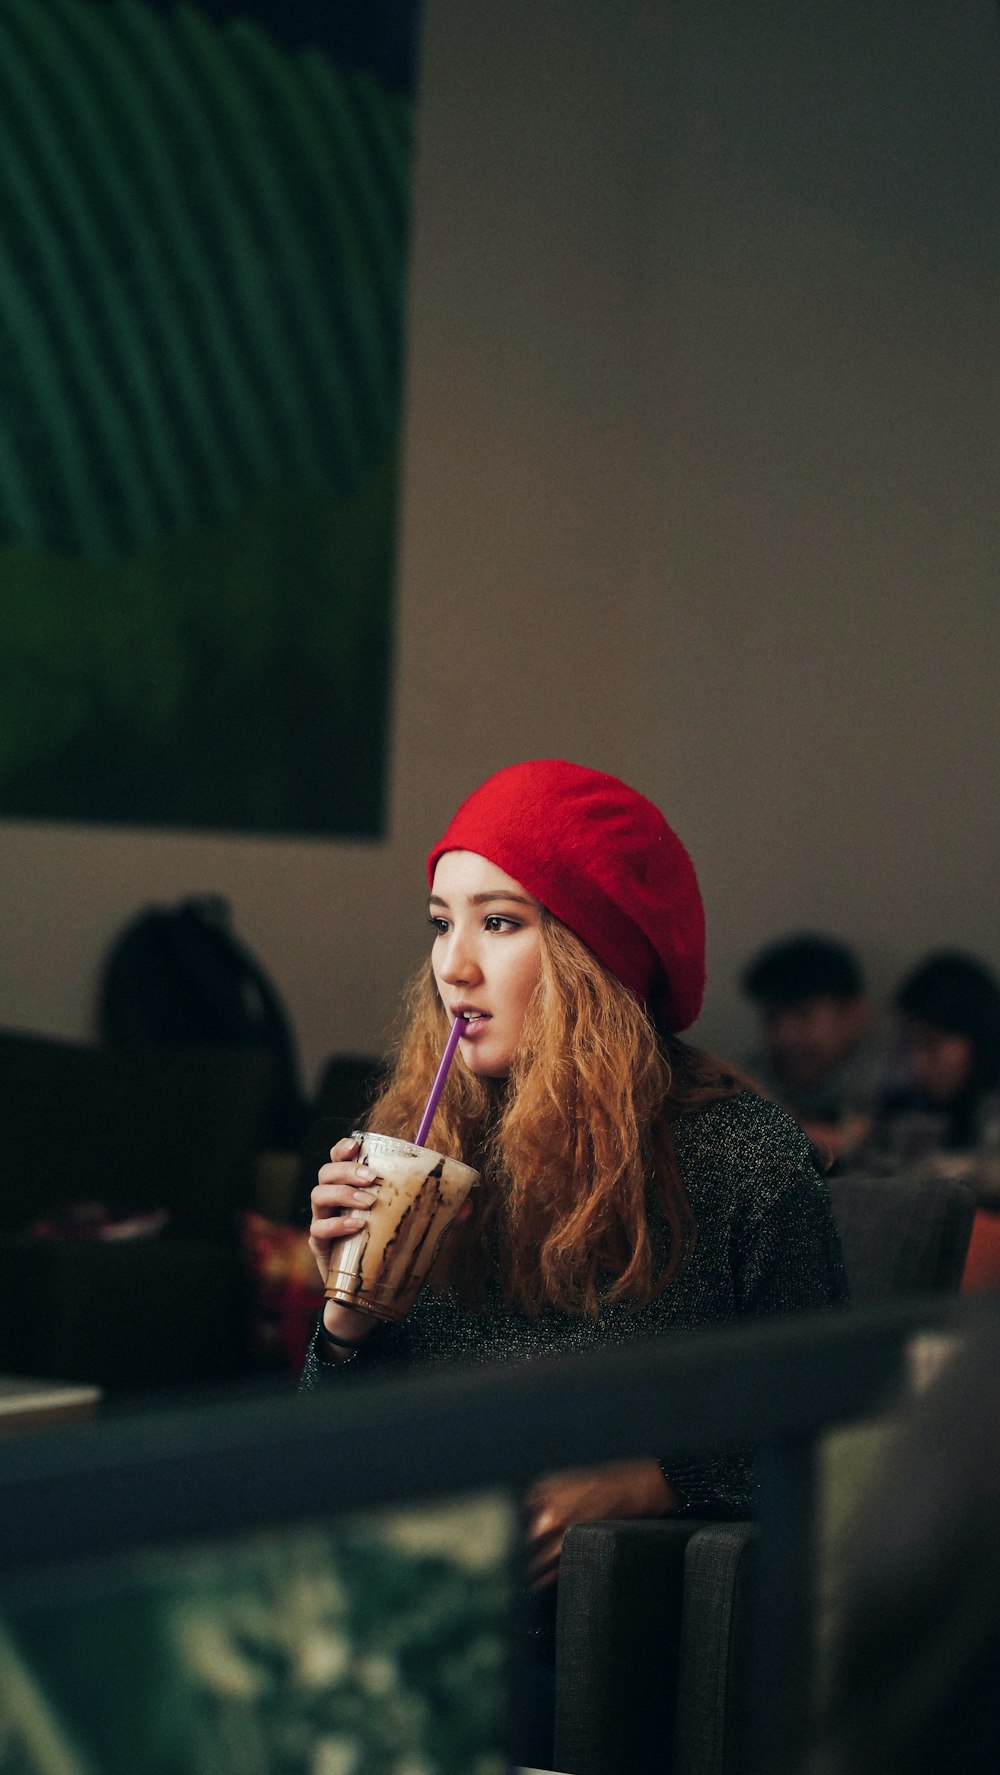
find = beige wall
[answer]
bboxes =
[636,0,1000,1060]
[1,0,998,1086]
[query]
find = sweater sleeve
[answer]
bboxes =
[298,1315,402,1392]
[658,1450,758,1518]
[299,1325,332,1392]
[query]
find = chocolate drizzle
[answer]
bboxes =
[351,1155,466,1320]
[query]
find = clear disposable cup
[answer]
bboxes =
[324,1131,479,1322]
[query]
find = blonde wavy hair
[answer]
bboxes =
[364,915,744,1318]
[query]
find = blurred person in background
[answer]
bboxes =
[741,934,878,1165]
[867,951,1000,1169]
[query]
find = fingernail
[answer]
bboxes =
[356,1166,376,1182]
[353,1189,377,1205]
[340,1213,365,1229]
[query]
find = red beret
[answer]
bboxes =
[427,759,705,1032]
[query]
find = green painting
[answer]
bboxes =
[0,0,419,836]
[0,1493,515,1775]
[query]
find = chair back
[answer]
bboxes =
[555,1517,758,1775]
[826,1169,976,1300]
[0,1030,276,1388]
[0,1028,275,1238]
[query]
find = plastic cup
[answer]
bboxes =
[324,1131,479,1322]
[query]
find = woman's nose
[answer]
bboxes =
[437,930,482,986]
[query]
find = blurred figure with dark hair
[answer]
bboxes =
[742,935,876,1163]
[811,1314,1000,1775]
[870,951,1000,1163]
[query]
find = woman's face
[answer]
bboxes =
[429,850,543,1078]
[902,1016,975,1105]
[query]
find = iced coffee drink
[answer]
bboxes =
[325,1131,478,1322]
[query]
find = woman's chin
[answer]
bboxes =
[462,1049,512,1080]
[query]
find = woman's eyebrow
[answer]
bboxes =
[427,891,535,907]
[468,892,535,906]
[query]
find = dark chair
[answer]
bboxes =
[0,1030,275,1389]
[553,1174,975,1775]
[825,1168,976,1300]
[555,1518,756,1775]
[670,1522,757,1775]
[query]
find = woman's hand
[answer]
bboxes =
[309,1135,474,1359]
[523,1458,680,1590]
[309,1137,382,1355]
[310,1136,474,1283]
[309,1136,379,1285]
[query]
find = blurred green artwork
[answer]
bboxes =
[0,1493,515,1775]
[0,0,418,837]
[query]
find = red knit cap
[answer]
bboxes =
[427,760,706,1032]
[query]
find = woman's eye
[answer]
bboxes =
[427,916,449,935]
[484,915,519,933]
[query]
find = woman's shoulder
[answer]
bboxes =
[673,1088,825,1191]
[672,1090,848,1312]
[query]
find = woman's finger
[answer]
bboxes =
[525,1523,562,1563]
[312,1177,377,1213]
[523,1503,565,1586]
[527,1535,563,1588]
[315,1159,376,1191]
[330,1136,360,1161]
[310,1210,367,1241]
[308,1191,375,1284]
[523,1505,561,1551]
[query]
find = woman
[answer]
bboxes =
[303,760,847,1551]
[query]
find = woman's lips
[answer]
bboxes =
[457,1014,491,1038]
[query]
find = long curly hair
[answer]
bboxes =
[364,914,744,1318]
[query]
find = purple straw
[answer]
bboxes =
[414,1016,467,1146]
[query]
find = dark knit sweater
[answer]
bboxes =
[300,1090,848,1514]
